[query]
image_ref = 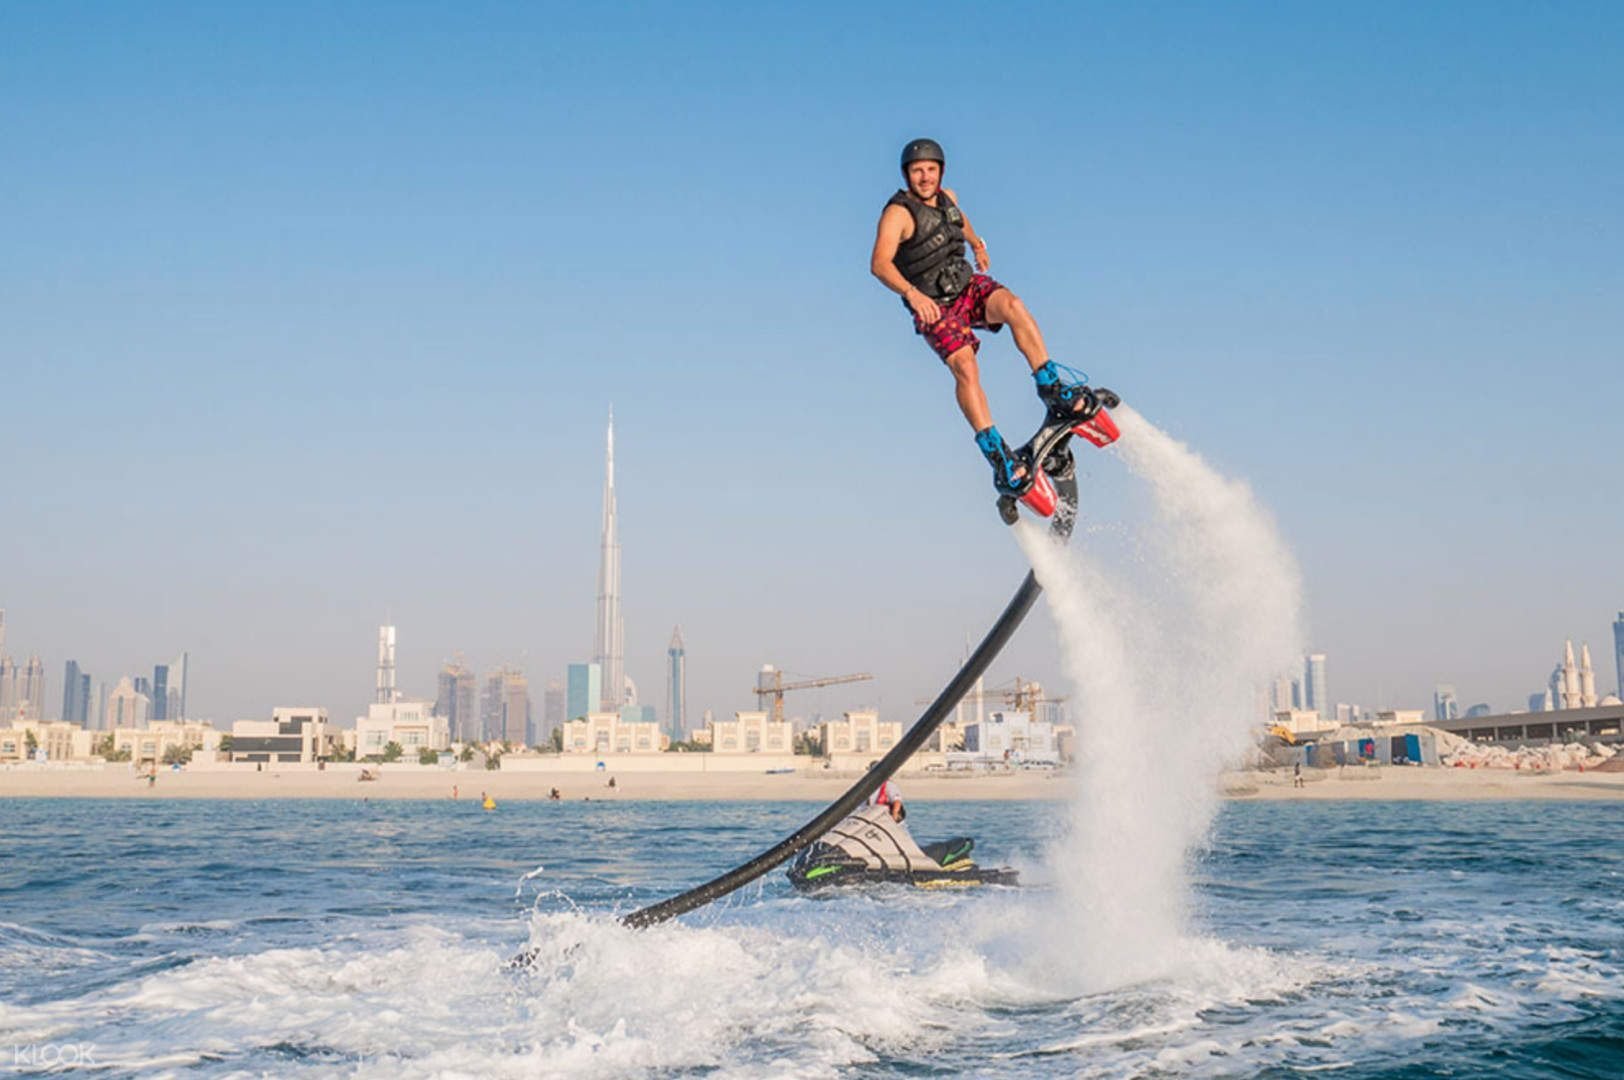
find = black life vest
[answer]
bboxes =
[887,188,974,301]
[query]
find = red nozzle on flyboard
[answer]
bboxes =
[1072,406,1120,448]
[1018,470,1058,517]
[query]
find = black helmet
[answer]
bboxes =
[900,137,945,176]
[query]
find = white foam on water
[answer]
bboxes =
[1015,405,1306,994]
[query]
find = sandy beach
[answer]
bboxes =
[4,762,1622,801]
[1225,764,1624,801]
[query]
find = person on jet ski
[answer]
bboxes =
[872,777,905,823]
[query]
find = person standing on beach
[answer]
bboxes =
[870,137,1105,496]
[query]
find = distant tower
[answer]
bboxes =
[1579,644,1597,708]
[375,625,398,705]
[20,655,45,721]
[152,664,169,721]
[435,658,477,742]
[483,667,530,745]
[566,662,601,722]
[1433,684,1459,722]
[62,660,88,725]
[170,651,189,720]
[594,410,625,711]
[542,679,565,744]
[666,626,687,744]
[1304,654,1328,721]
[1615,613,1624,701]
[1560,640,1580,709]
[0,608,13,717]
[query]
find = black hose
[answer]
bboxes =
[618,570,1045,929]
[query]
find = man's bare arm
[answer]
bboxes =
[871,204,942,324]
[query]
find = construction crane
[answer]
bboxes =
[998,676,1066,711]
[752,669,873,725]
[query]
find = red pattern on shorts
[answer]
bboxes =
[912,274,1005,361]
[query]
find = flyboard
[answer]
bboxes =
[510,390,1119,961]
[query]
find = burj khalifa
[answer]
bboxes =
[593,410,624,711]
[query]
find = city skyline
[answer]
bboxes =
[8,595,1623,734]
[3,6,1620,728]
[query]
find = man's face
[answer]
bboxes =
[906,161,941,199]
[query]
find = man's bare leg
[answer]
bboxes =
[945,344,1026,484]
[983,288,1049,373]
[943,345,993,431]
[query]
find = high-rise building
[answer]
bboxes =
[1269,676,1294,714]
[665,626,687,744]
[152,664,169,721]
[17,655,45,722]
[169,651,189,720]
[1579,643,1598,708]
[479,667,531,745]
[1433,684,1459,722]
[62,660,90,725]
[376,625,398,705]
[434,659,478,743]
[593,410,625,711]
[0,608,14,718]
[480,669,504,743]
[1615,612,1624,700]
[1304,654,1328,721]
[542,679,565,745]
[106,676,150,729]
[566,662,601,723]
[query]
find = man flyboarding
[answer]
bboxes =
[870,137,1107,499]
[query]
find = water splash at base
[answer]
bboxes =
[1017,406,1305,993]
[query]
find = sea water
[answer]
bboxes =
[4,412,1619,1077]
[0,797,1619,1077]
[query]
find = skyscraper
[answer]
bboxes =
[169,651,189,720]
[593,410,625,712]
[19,655,44,721]
[542,679,565,745]
[665,626,687,744]
[1304,654,1328,721]
[1433,684,1459,722]
[62,660,89,725]
[106,676,149,729]
[566,662,601,722]
[435,659,477,743]
[482,667,530,746]
[376,625,398,704]
[1614,612,1624,700]
[152,664,169,721]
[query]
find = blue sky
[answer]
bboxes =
[3,2,1621,726]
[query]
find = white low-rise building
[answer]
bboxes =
[561,711,666,754]
[954,709,1059,766]
[709,710,792,753]
[1275,708,1331,737]
[355,700,450,758]
[0,720,96,763]
[1373,709,1427,728]
[819,709,900,756]
[113,720,220,764]
[232,707,332,764]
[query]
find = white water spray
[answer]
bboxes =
[1016,406,1305,992]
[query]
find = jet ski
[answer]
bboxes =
[786,804,1020,891]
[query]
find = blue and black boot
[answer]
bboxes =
[975,426,1029,496]
[1033,360,1101,422]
